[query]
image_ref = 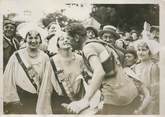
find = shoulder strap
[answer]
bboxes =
[15,52,38,91]
[50,58,68,97]
[82,52,93,73]
[13,37,20,50]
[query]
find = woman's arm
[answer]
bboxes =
[134,84,152,114]
[150,63,159,94]
[4,54,20,103]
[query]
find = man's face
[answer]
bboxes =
[87,29,95,39]
[68,34,86,51]
[102,32,115,44]
[124,53,137,67]
[3,23,16,38]
[70,36,81,51]
[125,32,131,38]
[131,33,138,41]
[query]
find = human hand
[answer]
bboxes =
[61,99,90,114]
[143,21,151,31]
[39,42,48,52]
[133,109,143,115]
[46,33,55,40]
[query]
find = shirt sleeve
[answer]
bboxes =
[83,44,98,62]
[36,61,53,114]
[3,53,20,103]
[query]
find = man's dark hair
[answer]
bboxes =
[66,23,87,38]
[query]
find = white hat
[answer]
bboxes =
[17,22,48,40]
[135,38,159,56]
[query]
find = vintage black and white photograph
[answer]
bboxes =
[1,0,162,115]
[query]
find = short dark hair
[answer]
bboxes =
[125,49,137,59]
[86,27,98,37]
[25,31,42,44]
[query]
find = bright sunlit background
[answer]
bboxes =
[0,0,92,22]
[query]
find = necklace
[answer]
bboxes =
[26,48,39,59]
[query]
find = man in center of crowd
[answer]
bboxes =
[64,23,139,114]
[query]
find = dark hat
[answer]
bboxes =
[125,49,138,59]
[99,25,120,39]
[3,19,16,27]
[86,26,98,37]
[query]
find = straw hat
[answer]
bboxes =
[17,22,48,39]
[99,25,120,39]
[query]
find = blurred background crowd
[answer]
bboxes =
[2,2,160,115]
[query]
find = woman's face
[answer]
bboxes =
[26,31,41,49]
[58,34,72,49]
[137,44,150,61]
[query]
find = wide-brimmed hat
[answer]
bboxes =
[99,25,120,39]
[135,38,159,56]
[17,22,48,39]
[86,26,98,37]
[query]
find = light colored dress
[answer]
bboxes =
[3,48,50,103]
[36,53,85,114]
[135,59,159,114]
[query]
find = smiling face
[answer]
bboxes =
[3,23,16,38]
[26,30,41,49]
[137,42,150,61]
[102,32,115,44]
[58,33,72,49]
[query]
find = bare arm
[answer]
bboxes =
[83,55,105,101]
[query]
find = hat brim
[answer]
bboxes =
[99,30,120,39]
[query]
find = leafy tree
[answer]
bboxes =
[91,4,159,32]
[41,11,79,28]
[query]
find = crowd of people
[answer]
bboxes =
[3,17,159,115]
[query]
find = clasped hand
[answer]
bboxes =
[61,98,90,114]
